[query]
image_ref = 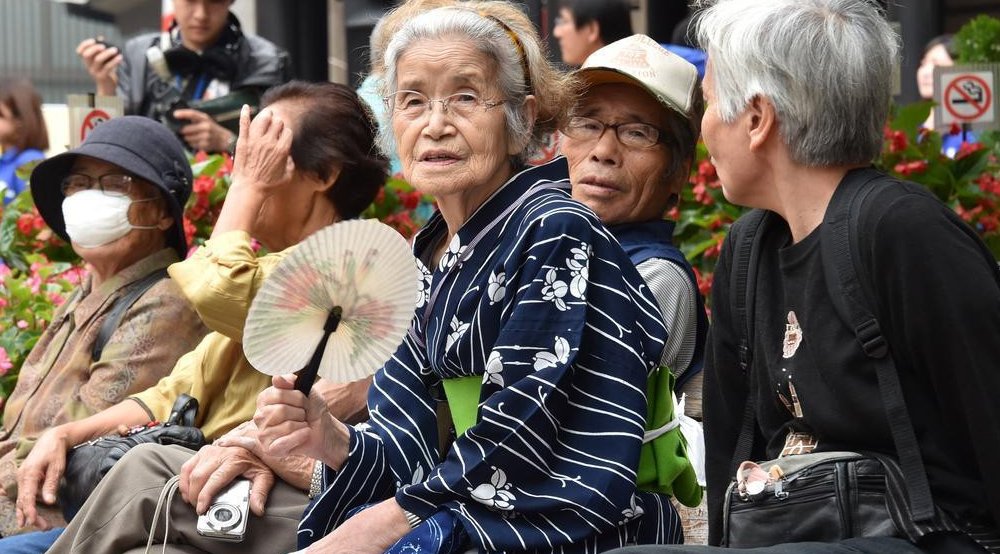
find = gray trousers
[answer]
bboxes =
[48,443,307,554]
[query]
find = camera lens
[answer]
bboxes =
[207,503,242,532]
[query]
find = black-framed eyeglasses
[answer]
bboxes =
[561,116,665,149]
[384,90,504,120]
[60,173,135,197]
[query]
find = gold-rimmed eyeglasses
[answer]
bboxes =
[385,90,504,120]
[60,173,135,197]
[561,116,665,149]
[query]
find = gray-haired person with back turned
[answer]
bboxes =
[609,1,1000,554]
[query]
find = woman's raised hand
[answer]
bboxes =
[231,104,294,198]
[209,105,295,238]
[253,374,351,472]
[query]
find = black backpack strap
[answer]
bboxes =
[727,209,773,472]
[819,168,935,522]
[91,269,169,362]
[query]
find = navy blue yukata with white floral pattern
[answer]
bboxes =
[298,158,684,552]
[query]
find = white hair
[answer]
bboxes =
[695,0,899,166]
[378,6,538,162]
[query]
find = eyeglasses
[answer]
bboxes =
[562,116,665,149]
[385,90,504,120]
[61,173,135,197]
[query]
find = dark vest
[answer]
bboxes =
[611,219,708,389]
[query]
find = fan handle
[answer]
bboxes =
[294,307,343,396]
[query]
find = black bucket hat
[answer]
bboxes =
[31,116,193,258]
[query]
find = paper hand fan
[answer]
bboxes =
[244,219,422,394]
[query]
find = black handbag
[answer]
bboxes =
[724,451,915,547]
[58,394,206,520]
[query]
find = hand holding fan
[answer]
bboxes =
[243,219,422,395]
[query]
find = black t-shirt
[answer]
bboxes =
[703,177,1000,544]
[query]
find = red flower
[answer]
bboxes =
[955,141,985,160]
[193,176,215,194]
[888,130,908,153]
[16,213,34,235]
[401,191,421,211]
[183,217,197,243]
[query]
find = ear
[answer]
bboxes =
[583,21,601,45]
[316,162,342,194]
[746,95,777,152]
[509,95,539,156]
[157,214,175,232]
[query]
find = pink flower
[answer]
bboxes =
[16,320,28,329]
[26,275,42,294]
[0,347,13,375]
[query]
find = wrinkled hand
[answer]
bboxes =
[179,432,276,516]
[15,428,71,529]
[230,104,294,198]
[76,38,121,96]
[254,375,350,470]
[173,108,235,153]
[303,498,412,553]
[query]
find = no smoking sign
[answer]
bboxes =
[938,70,995,126]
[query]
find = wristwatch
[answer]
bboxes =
[308,459,324,499]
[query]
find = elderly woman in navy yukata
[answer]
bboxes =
[251,1,685,552]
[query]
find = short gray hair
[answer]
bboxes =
[378,3,573,163]
[695,0,899,166]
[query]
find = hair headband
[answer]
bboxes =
[484,14,534,95]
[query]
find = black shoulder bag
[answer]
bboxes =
[58,393,206,521]
[721,169,1000,551]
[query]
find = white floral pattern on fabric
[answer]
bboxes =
[487,271,506,305]
[541,268,569,311]
[438,234,466,272]
[568,243,590,300]
[469,467,517,511]
[415,259,432,309]
[533,336,570,370]
[483,351,504,386]
[446,316,470,351]
[618,494,644,525]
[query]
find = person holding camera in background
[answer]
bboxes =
[76,0,290,153]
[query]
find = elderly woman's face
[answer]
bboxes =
[65,157,172,258]
[250,101,325,250]
[391,38,516,200]
[562,83,677,225]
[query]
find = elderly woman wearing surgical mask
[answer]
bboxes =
[18,82,385,554]
[0,117,207,543]
[246,2,685,552]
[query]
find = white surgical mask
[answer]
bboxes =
[61,189,158,248]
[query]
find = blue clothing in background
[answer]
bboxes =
[356,74,402,176]
[942,128,977,159]
[0,148,44,204]
[0,527,64,553]
[661,44,706,78]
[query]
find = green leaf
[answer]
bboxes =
[190,155,225,178]
[891,101,934,136]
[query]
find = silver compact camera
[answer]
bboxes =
[196,478,250,541]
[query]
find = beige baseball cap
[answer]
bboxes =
[578,34,700,130]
